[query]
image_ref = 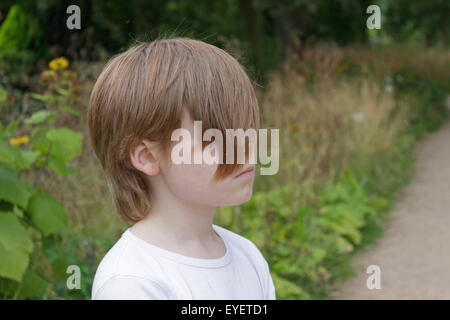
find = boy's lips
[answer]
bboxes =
[235,166,255,178]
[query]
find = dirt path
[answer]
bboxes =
[331,120,450,299]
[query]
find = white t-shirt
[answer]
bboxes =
[91,224,276,300]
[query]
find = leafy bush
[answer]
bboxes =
[0,5,43,72]
[215,169,389,299]
[0,59,83,299]
[0,5,42,51]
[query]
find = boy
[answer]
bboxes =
[88,38,276,299]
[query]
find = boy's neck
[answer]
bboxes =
[129,194,226,259]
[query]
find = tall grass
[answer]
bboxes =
[260,71,408,189]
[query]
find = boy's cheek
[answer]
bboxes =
[169,161,218,180]
[164,162,219,195]
[164,162,253,206]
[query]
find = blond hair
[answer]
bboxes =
[87,38,259,222]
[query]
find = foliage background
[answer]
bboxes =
[0,0,449,299]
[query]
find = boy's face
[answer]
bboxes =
[158,110,255,208]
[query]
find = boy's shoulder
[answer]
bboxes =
[214,224,273,297]
[213,224,268,265]
[91,229,165,298]
[213,224,258,250]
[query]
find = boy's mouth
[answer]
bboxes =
[234,166,255,178]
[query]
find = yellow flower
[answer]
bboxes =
[40,70,57,80]
[49,57,69,71]
[279,233,285,240]
[10,136,30,146]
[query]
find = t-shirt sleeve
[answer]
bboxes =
[246,239,277,300]
[262,259,277,300]
[92,275,171,300]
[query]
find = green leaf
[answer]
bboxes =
[46,128,82,163]
[29,93,51,102]
[56,88,69,96]
[270,272,309,300]
[49,257,70,281]
[336,236,354,253]
[26,192,67,236]
[58,105,81,118]
[48,157,80,176]
[0,165,32,208]
[20,150,40,169]
[23,110,55,125]
[279,206,291,218]
[0,140,25,171]
[311,247,326,263]
[30,126,50,155]
[0,212,33,281]
[4,120,18,139]
[18,269,48,299]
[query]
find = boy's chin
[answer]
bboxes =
[220,188,254,207]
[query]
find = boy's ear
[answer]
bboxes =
[130,139,160,176]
